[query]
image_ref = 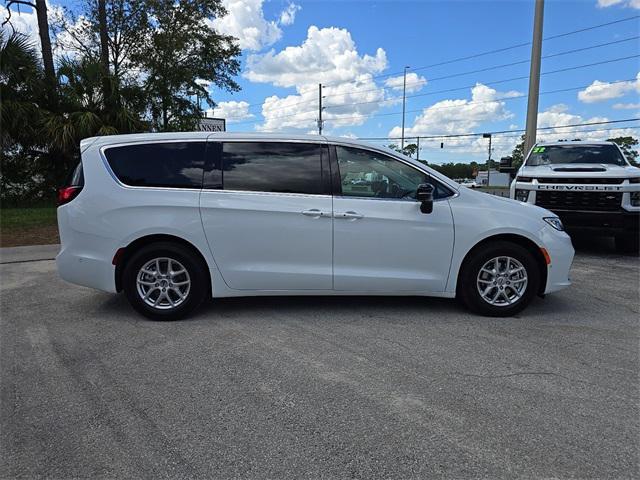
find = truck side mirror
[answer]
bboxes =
[416,183,434,214]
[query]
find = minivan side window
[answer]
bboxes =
[104,142,205,188]
[222,142,324,195]
[335,146,452,200]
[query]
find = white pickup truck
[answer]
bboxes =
[510,141,640,251]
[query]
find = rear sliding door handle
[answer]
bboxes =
[301,209,330,217]
[337,211,364,219]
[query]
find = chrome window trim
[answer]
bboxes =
[200,189,332,199]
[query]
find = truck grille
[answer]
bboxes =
[536,177,624,184]
[535,191,622,212]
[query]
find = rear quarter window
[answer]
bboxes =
[66,162,84,186]
[104,142,206,188]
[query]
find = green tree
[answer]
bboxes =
[4,0,57,102]
[510,134,526,171]
[607,136,639,166]
[135,0,241,130]
[388,143,418,158]
[0,30,50,201]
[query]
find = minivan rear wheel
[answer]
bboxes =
[458,241,540,317]
[123,242,208,320]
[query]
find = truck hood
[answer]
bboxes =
[518,163,640,179]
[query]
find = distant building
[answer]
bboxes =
[475,169,510,187]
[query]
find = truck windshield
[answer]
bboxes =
[526,144,626,167]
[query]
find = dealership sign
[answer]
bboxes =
[198,117,226,132]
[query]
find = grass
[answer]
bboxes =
[0,206,59,247]
[0,206,58,229]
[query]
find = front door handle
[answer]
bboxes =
[301,209,330,217]
[337,211,364,219]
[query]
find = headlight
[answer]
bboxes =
[544,217,564,231]
[631,191,640,207]
[515,189,529,202]
[516,176,533,182]
[629,177,640,184]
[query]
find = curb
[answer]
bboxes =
[0,244,60,264]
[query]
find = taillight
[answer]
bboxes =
[57,186,82,206]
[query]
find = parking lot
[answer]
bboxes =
[0,238,638,479]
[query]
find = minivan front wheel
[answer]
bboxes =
[458,241,540,317]
[123,242,208,320]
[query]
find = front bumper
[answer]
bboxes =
[538,226,574,295]
[553,209,639,235]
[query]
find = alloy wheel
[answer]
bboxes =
[136,257,191,310]
[476,256,528,307]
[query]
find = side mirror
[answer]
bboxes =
[416,183,434,214]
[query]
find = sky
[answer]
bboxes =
[3,0,640,163]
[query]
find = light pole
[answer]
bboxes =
[524,0,545,156]
[483,133,492,186]
[317,83,323,135]
[401,66,410,150]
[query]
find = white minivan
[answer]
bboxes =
[56,133,574,320]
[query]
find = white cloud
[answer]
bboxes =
[246,26,387,87]
[597,0,639,8]
[384,84,524,156]
[1,4,91,61]
[1,4,41,50]
[279,3,301,26]
[206,101,254,122]
[212,0,283,52]
[389,83,519,140]
[384,72,427,94]
[613,102,640,109]
[244,25,389,131]
[536,103,639,142]
[577,73,640,103]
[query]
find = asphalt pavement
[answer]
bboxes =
[0,239,638,479]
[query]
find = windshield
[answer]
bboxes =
[526,144,626,167]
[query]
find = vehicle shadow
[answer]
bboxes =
[569,234,639,257]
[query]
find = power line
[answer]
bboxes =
[315,68,639,124]
[321,49,640,101]
[357,118,640,141]
[400,125,640,149]
[227,15,640,115]
[324,77,637,112]
[298,14,640,94]
[232,63,638,127]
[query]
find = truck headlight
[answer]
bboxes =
[631,191,640,207]
[544,217,564,231]
[515,189,529,202]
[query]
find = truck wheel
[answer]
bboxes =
[458,241,541,317]
[123,242,208,320]
[615,234,639,254]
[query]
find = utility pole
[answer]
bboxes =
[483,133,492,186]
[317,83,323,135]
[524,0,545,157]
[401,66,410,150]
[416,137,420,162]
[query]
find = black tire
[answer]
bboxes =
[614,234,639,254]
[458,241,541,317]
[123,242,208,321]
